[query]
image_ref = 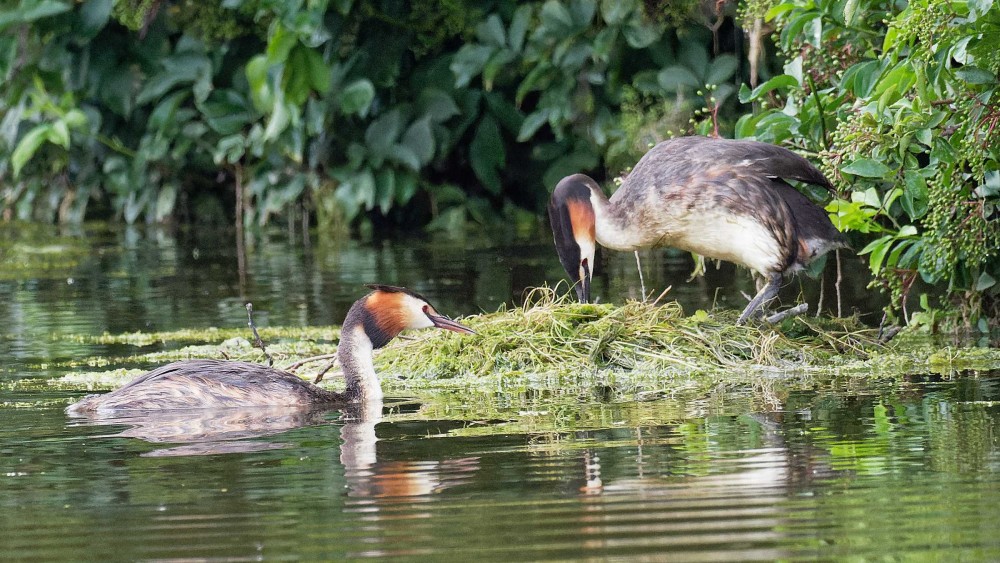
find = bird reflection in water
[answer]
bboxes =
[68,400,480,500]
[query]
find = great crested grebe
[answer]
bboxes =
[548,136,848,323]
[65,285,474,414]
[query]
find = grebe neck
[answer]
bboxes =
[589,186,646,251]
[338,323,383,405]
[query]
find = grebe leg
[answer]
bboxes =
[737,272,782,325]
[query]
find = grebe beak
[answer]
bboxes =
[427,313,476,335]
[549,175,598,304]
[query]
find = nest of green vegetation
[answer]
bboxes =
[45,286,999,397]
[375,286,883,379]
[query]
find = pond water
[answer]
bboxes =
[2,223,998,560]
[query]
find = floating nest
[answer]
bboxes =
[375,286,883,379]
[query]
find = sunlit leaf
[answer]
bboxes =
[841,158,891,178]
[11,125,52,177]
[738,74,798,103]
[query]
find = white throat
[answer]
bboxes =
[339,324,384,404]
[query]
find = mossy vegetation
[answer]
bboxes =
[39,288,1000,403]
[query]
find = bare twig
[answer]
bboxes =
[283,353,338,373]
[765,303,809,324]
[650,286,673,307]
[313,359,339,384]
[245,302,273,366]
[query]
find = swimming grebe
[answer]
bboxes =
[548,136,848,323]
[65,285,474,414]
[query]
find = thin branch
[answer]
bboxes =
[766,303,809,324]
[245,302,273,366]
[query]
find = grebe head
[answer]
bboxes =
[548,174,598,303]
[355,284,475,348]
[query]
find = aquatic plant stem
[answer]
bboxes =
[634,251,646,301]
[246,302,273,366]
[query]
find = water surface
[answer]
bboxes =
[2,223,996,561]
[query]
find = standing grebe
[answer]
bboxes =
[65,285,474,414]
[548,136,848,323]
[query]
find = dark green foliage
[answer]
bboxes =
[1,0,997,328]
[735,0,999,329]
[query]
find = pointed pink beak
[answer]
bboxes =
[428,313,476,335]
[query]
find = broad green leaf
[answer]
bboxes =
[658,65,700,91]
[451,45,493,88]
[50,119,70,148]
[517,109,549,141]
[841,60,882,98]
[968,0,994,20]
[365,109,403,161]
[78,0,113,38]
[386,144,421,171]
[975,271,997,291]
[841,158,891,178]
[484,91,524,135]
[0,0,70,31]
[263,99,291,141]
[860,235,892,274]
[285,46,314,105]
[477,14,506,47]
[738,74,799,103]
[706,55,738,85]
[844,0,860,25]
[623,19,660,49]
[678,43,708,81]
[540,1,575,35]
[418,88,460,122]
[955,66,995,84]
[902,173,929,219]
[601,0,631,25]
[11,124,52,177]
[402,116,434,166]
[339,79,374,116]
[509,6,531,52]
[764,2,795,21]
[352,169,376,211]
[137,53,212,105]
[200,91,253,135]
[245,55,273,111]
[63,109,88,128]
[395,172,418,206]
[568,0,597,27]
[155,183,177,222]
[470,116,504,194]
[266,25,298,63]
[213,134,246,165]
[375,168,396,214]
